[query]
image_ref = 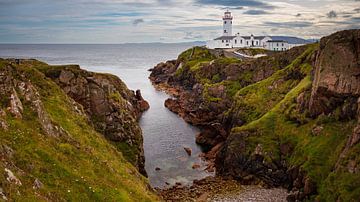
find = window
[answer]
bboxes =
[241,39,243,43]
[231,21,232,24]
[256,41,258,45]
[222,40,224,43]
[282,43,284,46]
[224,21,227,24]
[235,39,237,44]
[277,43,279,46]
[246,41,249,45]
[224,30,227,33]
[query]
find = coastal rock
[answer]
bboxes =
[192,163,201,169]
[184,147,192,156]
[309,30,360,117]
[41,67,149,175]
[0,187,7,201]
[33,179,43,190]
[4,168,22,186]
[8,88,23,119]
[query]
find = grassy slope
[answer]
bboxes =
[175,44,360,200]
[0,60,158,201]
[229,44,360,201]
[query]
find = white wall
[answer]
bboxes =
[223,19,232,36]
[206,40,233,49]
[266,41,289,51]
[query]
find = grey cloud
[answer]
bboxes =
[133,18,144,26]
[196,0,275,9]
[193,18,219,22]
[327,10,337,18]
[263,21,314,28]
[243,10,269,15]
[183,32,203,40]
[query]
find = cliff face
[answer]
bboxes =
[0,59,156,201]
[150,29,360,201]
[40,64,149,175]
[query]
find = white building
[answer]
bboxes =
[266,40,289,51]
[206,11,307,51]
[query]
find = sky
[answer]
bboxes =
[0,0,359,43]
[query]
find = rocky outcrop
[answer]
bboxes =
[41,64,149,175]
[0,62,69,138]
[0,59,158,201]
[150,30,360,201]
[309,29,360,117]
[0,59,149,175]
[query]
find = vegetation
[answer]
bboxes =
[0,60,158,201]
[172,40,360,201]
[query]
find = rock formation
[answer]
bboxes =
[0,59,157,201]
[150,29,360,201]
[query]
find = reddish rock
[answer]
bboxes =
[184,147,192,156]
[192,163,201,169]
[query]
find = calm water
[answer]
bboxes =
[0,44,212,188]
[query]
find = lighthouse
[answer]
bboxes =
[222,10,233,36]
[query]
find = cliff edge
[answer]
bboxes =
[150,29,360,201]
[0,59,155,201]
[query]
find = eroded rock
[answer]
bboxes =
[4,168,22,186]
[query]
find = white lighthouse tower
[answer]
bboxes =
[222,10,233,36]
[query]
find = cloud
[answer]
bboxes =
[196,0,275,9]
[193,18,219,22]
[133,18,144,26]
[327,10,337,18]
[183,31,203,40]
[263,21,314,28]
[243,10,269,15]
[0,0,360,43]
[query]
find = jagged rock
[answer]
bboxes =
[184,147,192,156]
[32,178,43,190]
[303,177,316,195]
[43,66,148,176]
[59,70,75,84]
[0,187,7,201]
[309,30,360,116]
[8,88,23,119]
[22,82,65,138]
[4,168,22,186]
[192,163,201,169]
[0,144,14,159]
[135,89,150,112]
[311,125,324,136]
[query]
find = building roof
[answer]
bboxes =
[240,36,267,40]
[214,36,236,40]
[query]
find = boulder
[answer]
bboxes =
[184,147,192,156]
[4,168,22,186]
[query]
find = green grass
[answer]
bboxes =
[0,60,158,201]
[225,43,360,201]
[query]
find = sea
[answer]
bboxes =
[0,43,213,188]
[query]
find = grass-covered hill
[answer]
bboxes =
[150,29,360,201]
[0,59,157,201]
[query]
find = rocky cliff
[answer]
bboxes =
[0,59,156,201]
[150,29,360,201]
